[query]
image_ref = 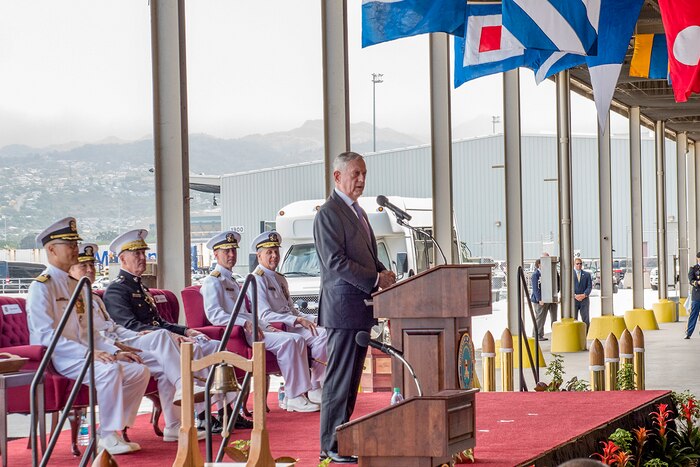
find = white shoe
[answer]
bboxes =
[307,388,323,405]
[286,395,320,413]
[173,385,206,406]
[163,424,207,442]
[98,433,137,455]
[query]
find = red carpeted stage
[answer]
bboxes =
[6,390,671,466]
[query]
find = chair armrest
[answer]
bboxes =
[193,326,224,340]
[0,345,46,362]
[269,322,286,332]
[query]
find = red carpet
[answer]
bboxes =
[6,390,671,466]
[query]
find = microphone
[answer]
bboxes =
[376,195,412,222]
[355,331,403,357]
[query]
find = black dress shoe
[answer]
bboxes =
[685,335,691,339]
[196,415,223,434]
[234,415,254,429]
[319,450,358,464]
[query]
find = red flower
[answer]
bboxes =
[613,450,633,467]
[592,440,620,465]
[681,397,697,425]
[651,403,672,438]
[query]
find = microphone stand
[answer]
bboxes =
[397,217,448,265]
[392,350,424,397]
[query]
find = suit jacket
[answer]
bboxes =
[573,270,593,297]
[689,264,700,301]
[530,269,542,303]
[103,269,187,335]
[313,190,387,330]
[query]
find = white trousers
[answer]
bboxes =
[284,326,328,389]
[57,359,150,436]
[247,330,311,399]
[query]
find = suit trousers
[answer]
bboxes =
[574,298,590,328]
[687,301,700,337]
[533,303,557,338]
[320,328,369,453]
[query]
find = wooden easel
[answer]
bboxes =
[173,342,275,467]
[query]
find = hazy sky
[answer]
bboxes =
[0,0,634,149]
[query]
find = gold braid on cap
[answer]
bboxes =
[120,239,149,253]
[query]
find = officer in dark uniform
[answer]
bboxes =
[686,252,700,339]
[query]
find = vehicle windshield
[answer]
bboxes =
[280,244,320,277]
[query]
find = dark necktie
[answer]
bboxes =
[352,202,371,240]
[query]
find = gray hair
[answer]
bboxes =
[558,460,607,467]
[333,151,364,172]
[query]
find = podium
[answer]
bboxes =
[336,389,477,466]
[372,264,492,397]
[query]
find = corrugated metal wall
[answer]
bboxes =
[221,135,680,272]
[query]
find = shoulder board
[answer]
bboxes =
[254,269,264,276]
[210,270,221,278]
[34,274,50,283]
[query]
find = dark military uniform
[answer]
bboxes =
[103,269,187,335]
[686,264,700,338]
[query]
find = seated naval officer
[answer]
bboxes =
[102,229,252,432]
[70,242,207,442]
[200,230,318,412]
[251,231,327,404]
[27,218,149,455]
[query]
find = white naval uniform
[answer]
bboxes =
[27,264,150,436]
[200,264,312,399]
[253,265,327,390]
[92,294,185,429]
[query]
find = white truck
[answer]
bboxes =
[274,196,451,315]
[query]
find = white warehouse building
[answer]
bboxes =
[219,134,678,274]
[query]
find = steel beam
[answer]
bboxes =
[655,120,668,300]
[557,71,574,319]
[598,116,613,314]
[630,107,645,308]
[677,132,689,298]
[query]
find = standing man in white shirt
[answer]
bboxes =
[27,218,149,455]
[250,231,327,404]
[200,230,318,412]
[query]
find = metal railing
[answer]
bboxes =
[205,273,259,463]
[516,266,541,391]
[30,276,96,467]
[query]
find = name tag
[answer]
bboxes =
[132,293,142,298]
[1,304,21,315]
[154,294,168,304]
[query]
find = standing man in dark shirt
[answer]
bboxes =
[686,252,700,339]
[314,152,396,464]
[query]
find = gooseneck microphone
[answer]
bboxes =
[376,195,412,222]
[355,331,423,397]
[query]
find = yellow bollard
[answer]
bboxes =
[500,329,514,392]
[604,333,619,391]
[619,329,633,368]
[482,331,496,392]
[632,326,645,390]
[589,339,604,391]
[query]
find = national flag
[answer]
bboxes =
[502,0,601,55]
[630,34,669,80]
[362,0,467,47]
[657,0,700,102]
[453,3,540,86]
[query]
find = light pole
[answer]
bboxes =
[492,115,501,134]
[371,73,384,152]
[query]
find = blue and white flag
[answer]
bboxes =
[362,0,467,47]
[502,0,601,55]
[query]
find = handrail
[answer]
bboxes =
[516,267,541,391]
[30,276,96,467]
[205,273,258,462]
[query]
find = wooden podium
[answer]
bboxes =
[336,389,477,467]
[372,264,492,397]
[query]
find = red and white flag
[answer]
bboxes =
[658,0,700,102]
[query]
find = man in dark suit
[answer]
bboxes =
[573,258,592,329]
[685,252,700,339]
[530,259,545,340]
[314,151,396,464]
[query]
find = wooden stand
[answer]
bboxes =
[372,264,492,397]
[336,389,477,467]
[173,342,275,467]
[360,347,393,393]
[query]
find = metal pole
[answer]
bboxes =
[598,114,614,315]
[678,132,690,298]
[655,121,668,300]
[688,140,697,261]
[373,77,376,153]
[503,69,524,329]
[429,33,455,264]
[629,107,645,309]
[556,71,574,319]
[150,0,191,297]
[321,0,350,196]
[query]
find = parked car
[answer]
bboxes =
[650,267,658,290]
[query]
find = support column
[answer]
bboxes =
[321,0,350,196]
[677,132,689,301]
[429,33,455,264]
[688,140,697,263]
[502,70,524,332]
[588,116,627,340]
[652,121,676,323]
[551,70,585,352]
[150,0,191,301]
[624,108,659,332]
